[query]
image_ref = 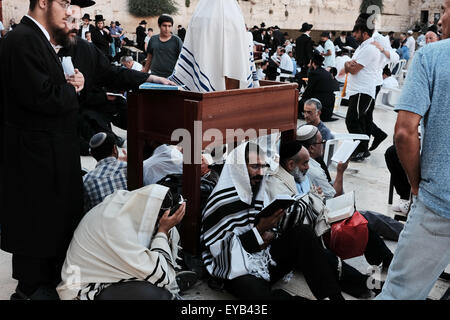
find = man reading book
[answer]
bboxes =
[200,141,345,300]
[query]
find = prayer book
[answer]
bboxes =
[325,191,355,223]
[257,195,296,219]
[331,140,360,163]
[139,83,185,90]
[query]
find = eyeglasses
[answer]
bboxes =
[56,0,71,10]
[312,140,326,145]
[248,163,271,171]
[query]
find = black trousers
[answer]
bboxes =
[225,225,342,300]
[345,93,375,154]
[371,85,386,140]
[12,254,65,295]
[95,281,173,300]
[385,145,411,200]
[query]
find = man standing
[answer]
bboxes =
[340,18,379,161]
[320,32,336,69]
[0,0,85,300]
[177,24,186,42]
[405,30,416,60]
[376,0,450,300]
[78,13,94,40]
[90,14,112,58]
[142,15,183,77]
[295,22,313,84]
[135,20,147,51]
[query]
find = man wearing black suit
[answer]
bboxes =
[90,14,112,58]
[136,20,147,51]
[78,13,95,40]
[299,52,337,121]
[295,22,314,86]
[0,0,85,300]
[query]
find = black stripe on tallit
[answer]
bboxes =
[205,187,236,206]
[202,200,252,232]
[145,256,160,281]
[154,267,167,287]
[203,190,239,217]
[202,213,255,246]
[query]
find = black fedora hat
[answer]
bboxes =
[71,0,96,8]
[94,15,105,22]
[300,22,313,32]
[115,21,121,26]
[140,20,148,25]
[81,13,92,21]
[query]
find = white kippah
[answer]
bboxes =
[296,125,318,141]
[89,132,107,149]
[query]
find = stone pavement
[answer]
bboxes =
[0,96,448,300]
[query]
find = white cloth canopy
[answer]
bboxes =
[169,0,258,92]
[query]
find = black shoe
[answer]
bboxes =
[363,150,371,158]
[350,152,365,162]
[176,271,198,293]
[369,131,388,151]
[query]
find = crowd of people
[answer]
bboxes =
[0,0,449,302]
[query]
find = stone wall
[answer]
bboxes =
[1,0,441,39]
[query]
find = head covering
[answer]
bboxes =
[300,22,313,32]
[143,145,183,186]
[260,22,266,28]
[81,13,92,21]
[279,140,303,161]
[296,125,319,142]
[140,20,148,25]
[320,31,330,38]
[57,184,181,300]
[115,21,121,26]
[169,0,256,92]
[407,30,413,35]
[94,15,105,22]
[70,0,96,8]
[311,51,325,66]
[89,132,107,148]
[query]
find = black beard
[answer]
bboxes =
[53,29,78,48]
[251,178,262,198]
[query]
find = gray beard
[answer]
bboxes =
[292,167,307,183]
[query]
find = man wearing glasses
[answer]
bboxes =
[0,0,86,300]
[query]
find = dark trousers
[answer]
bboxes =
[95,281,173,300]
[12,254,65,295]
[345,93,375,154]
[225,225,342,300]
[371,85,386,139]
[385,145,411,200]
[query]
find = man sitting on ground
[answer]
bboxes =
[200,141,345,300]
[57,184,188,300]
[82,132,128,213]
[297,125,347,200]
[303,98,335,142]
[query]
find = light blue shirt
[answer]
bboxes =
[296,175,311,195]
[395,39,450,219]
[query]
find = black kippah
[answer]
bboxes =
[280,140,303,161]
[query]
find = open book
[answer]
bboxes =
[257,195,296,219]
[325,191,355,223]
[331,140,360,163]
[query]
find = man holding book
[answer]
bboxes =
[200,142,345,300]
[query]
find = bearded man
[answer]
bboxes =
[0,0,85,300]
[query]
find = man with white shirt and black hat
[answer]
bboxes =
[78,12,94,40]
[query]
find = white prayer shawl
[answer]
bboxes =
[57,185,181,300]
[169,0,258,92]
[143,144,183,186]
[201,142,275,281]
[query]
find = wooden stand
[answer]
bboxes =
[127,81,299,255]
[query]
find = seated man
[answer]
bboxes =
[200,141,345,300]
[120,55,144,72]
[143,144,183,186]
[265,141,381,298]
[297,125,345,200]
[303,98,335,142]
[82,132,128,213]
[57,184,186,300]
[381,65,399,89]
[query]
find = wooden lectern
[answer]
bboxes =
[127,81,299,255]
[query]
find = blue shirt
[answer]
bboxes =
[83,157,128,213]
[296,176,311,195]
[395,39,450,219]
[317,121,335,141]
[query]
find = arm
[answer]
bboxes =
[344,60,364,75]
[142,53,152,73]
[322,49,332,57]
[394,111,422,195]
[332,161,349,197]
